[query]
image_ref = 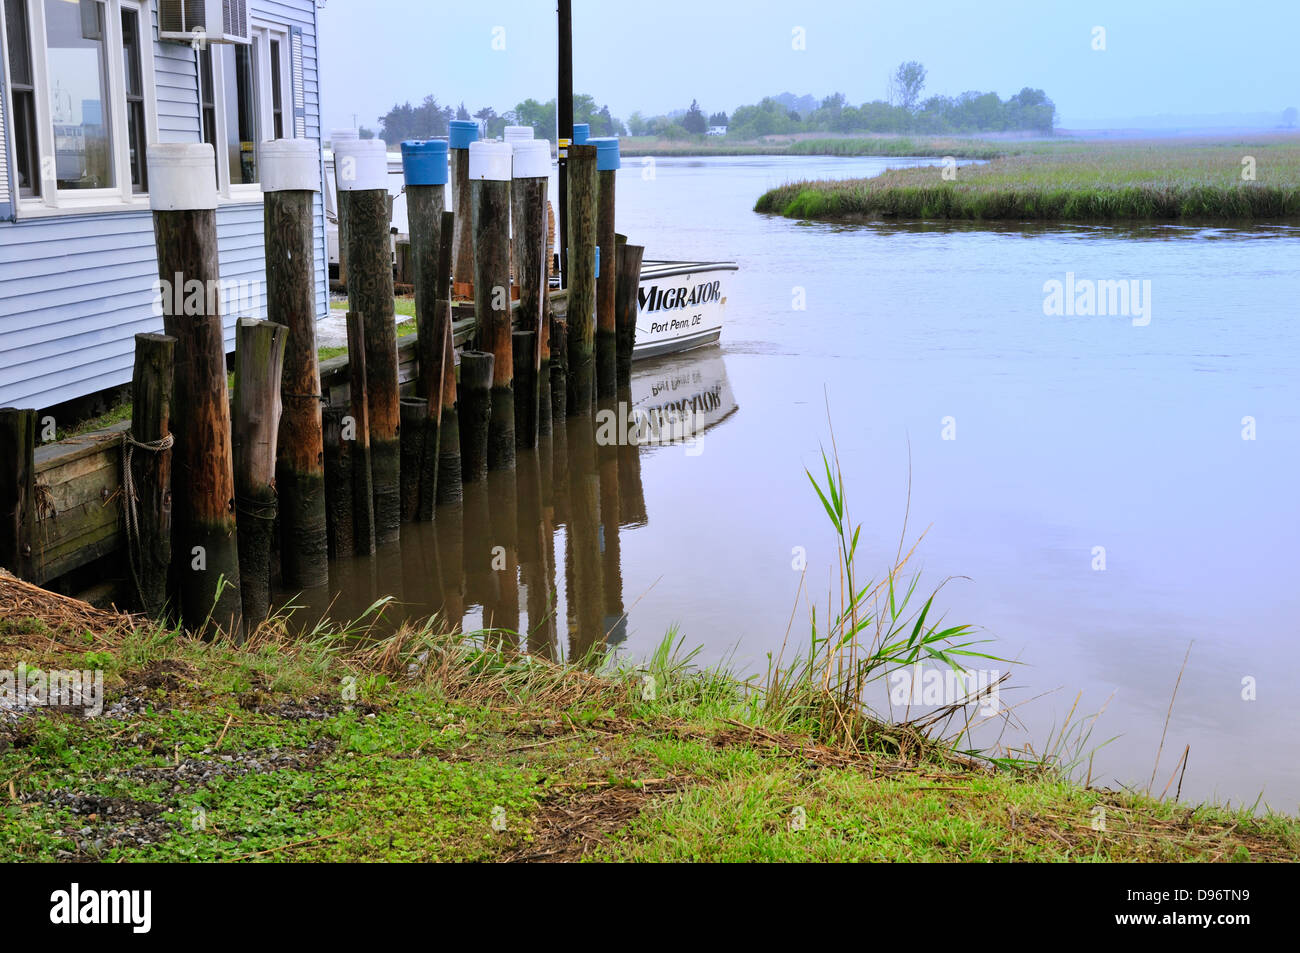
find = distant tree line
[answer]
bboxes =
[373,94,626,145]
[632,63,1056,140]
[366,63,1056,147]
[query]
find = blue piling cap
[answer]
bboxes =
[400,139,449,186]
[596,246,600,278]
[592,137,620,171]
[572,124,590,145]
[449,120,479,149]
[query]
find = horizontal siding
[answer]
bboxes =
[1,0,327,411]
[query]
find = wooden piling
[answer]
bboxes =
[0,408,36,580]
[127,334,175,618]
[512,331,538,451]
[549,313,568,427]
[232,319,287,628]
[565,144,598,415]
[401,139,450,519]
[399,398,429,522]
[322,406,353,559]
[336,140,400,544]
[471,140,515,469]
[449,120,479,290]
[345,310,376,555]
[457,351,494,484]
[512,140,551,448]
[615,241,645,387]
[262,140,328,589]
[594,140,620,397]
[434,210,462,507]
[147,143,240,637]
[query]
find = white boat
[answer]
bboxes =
[632,260,738,360]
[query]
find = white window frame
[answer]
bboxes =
[203,20,289,204]
[1,0,158,218]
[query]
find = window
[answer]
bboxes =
[44,0,113,189]
[2,0,156,213]
[119,4,143,191]
[268,38,282,139]
[3,0,38,196]
[198,26,290,194]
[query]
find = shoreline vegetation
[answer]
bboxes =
[750,135,1300,223]
[3,573,1296,862]
[3,445,1296,862]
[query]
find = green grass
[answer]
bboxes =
[620,134,1010,159]
[755,136,1300,222]
[319,297,418,362]
[2,614,1294,862]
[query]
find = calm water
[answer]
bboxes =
[282,156,1300,810]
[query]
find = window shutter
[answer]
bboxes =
[290,26,306,138]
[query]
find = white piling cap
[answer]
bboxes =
[333,139,388,191]
[147,143,217,211]
[260,139,321,193]
[469,140,513,181]
[503,125,535,142]
[512,139,551,179]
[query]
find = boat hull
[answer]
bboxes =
[632,261,737,361]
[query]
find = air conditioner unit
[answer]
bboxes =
[158,0,251,45]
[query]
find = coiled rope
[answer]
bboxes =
[121,430,174,612]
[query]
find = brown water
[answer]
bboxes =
[280,156,1300,811]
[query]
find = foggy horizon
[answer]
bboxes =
[318,0,1299,135]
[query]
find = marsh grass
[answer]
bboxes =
[756,137,1300,222]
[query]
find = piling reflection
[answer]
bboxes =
[272,349,738,665]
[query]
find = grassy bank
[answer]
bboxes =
[620,134,1012,160]
[3,567,1296,862]
[755,137,1300,222]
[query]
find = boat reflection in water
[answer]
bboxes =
[275,349,739,663]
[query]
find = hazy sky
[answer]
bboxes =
[317,0,1299,132]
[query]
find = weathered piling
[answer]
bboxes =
[398,398,429,521]
[401,140,450,517]
[457,351,494,484]
[0,408,36,580]
[147,143,240,637]
[566,143,599,415]
[126,334,175,618]
[449,120,479,291]
[435,210,462,506]
[470,140,516,469]
[232,319,287,628]
[335,138,400,544]
[511,139,551,448]
[322,406,353,559]
[512,330,538,452]
[549,314,568,427]
[615,239,646,386]
[262,139,328,589]
[593,138,621,397]
[330,129,358,291]
[345,310,376,555]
